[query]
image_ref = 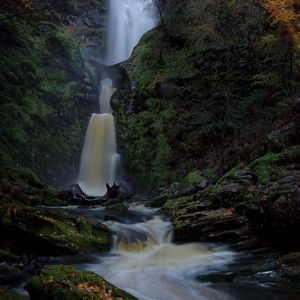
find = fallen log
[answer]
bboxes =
[60,183,133,205]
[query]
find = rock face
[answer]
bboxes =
[0,0,108,188]
[163,146,300,248]
[26,265,137,300]
[0,204,110,255]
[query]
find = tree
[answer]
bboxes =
[264,0,300,47]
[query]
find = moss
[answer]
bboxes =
[26,265,137,300]
[250,153,280,184]
[184,171,203,188]
[163,196,193,210]
[17,168,45,188]
[117,97,177,187]
[0,204,110,255]
[284,145,300,160]
[219,163,244,181]
[0,17,97,187]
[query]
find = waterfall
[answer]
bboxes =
[87,204,235,300]
[103,0,157,66]
[78,80,118,196]
[78,0,157,195]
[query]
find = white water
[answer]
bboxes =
[88,204,235,300]
[103,0,157,65]
[99,79,117,113]
[78,113,118,196]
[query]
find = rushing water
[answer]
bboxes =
[78,77,119,196]
[84,204,236,300]
[78,113,119,196]
[103,0,157,65]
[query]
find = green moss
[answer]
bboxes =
[0,204,110,255]
[26,265,137,300]
[184,171,203,188]
[219,163,244,181]
[0,17,96,186]
[163,196,193,210]
[250,153,279,184]
[17,168,45,188]
[117,97,176,187]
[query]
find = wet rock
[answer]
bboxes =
[163,146,300,247]
[26,265,137,300]
[0,204,110,256]
[197,178,209,189]
[105,200,128,212]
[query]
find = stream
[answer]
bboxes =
[44,203,300,300]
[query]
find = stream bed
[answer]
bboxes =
[3,202,300,299]
[54,203,300,300]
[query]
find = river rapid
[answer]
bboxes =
[57,202,299,300]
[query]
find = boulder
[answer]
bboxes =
[0,204,110,256]
[26,265,137,300]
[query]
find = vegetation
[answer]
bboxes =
[0,1,99,188]
[116,0,300,189]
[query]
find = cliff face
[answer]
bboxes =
[0,0,107,189]
[115,0,300,190]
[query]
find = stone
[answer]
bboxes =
[0,204,110,256]
[26,265,137,300]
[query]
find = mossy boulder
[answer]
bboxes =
[26,265,137,300]
[0,204,110,255]
[0,165,64,207]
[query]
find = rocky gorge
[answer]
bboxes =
[0,0,300,299]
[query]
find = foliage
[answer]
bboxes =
[117,0,300,187]
[117,97,176,188]
[0,17,97,186]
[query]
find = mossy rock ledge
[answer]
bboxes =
[162,146,300,247]
[26,265,137,300]
[0,204,110,255]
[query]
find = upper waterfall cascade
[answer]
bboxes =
[103,0,157,65]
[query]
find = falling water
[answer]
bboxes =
[78,0,157,195]
[78,80,118,196]
[103,0,157,65]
